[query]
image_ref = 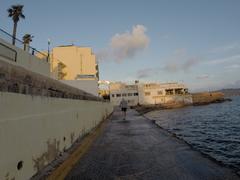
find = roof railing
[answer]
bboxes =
[0,28,48,62]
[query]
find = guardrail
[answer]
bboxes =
[0,28,48,62]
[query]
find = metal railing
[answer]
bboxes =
[0,28,48,61]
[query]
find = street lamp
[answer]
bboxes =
[47,38,51,62]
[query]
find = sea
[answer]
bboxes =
[145,96,240,171]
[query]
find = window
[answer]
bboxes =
[165,89,174,95]
[122,93,127,97]
[116,94,121,97]
[128,93,133,96]
[145,92,151,96]
[157,91,163,95]
[112,94,115,97]
[134,93,139,96]
[175,88,183,95]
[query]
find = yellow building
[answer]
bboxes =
[36,45,99,96]
[52,45,99,80]
[36,51,68,80]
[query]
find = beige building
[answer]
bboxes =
[52,45,99,80]
[110,81,192,106]
[37,45,99,96]
[37,46,98,81]
[138,82,192,105]
[36,51,68,80]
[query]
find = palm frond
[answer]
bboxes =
[12,5,18,9]
[20,14,25,19]
[7,8,13,16]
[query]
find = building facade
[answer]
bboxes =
[109,82,192,106]
[37,45,100,96]
[109,82,139,106]
[138,82,192,105]
[52,45,99,81]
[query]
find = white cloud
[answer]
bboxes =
[97,25,150,62]
[210,43,240,54]
[205,54,240,65]
[196,74,209,79]
[136,49,199,79]
[163,49,199,73]
[136,67,161,79]
[225,64,240,69]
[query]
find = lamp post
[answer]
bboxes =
[47,38,51,62]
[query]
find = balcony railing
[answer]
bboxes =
[0,28,48,62]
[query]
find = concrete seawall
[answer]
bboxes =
[0,59,113,180]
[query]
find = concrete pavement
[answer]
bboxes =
[66,108,239,180]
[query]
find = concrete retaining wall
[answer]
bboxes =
[0,55,113,179]
[0,92,113,180]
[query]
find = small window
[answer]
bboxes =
[116,94,121,97]
[122,93,127,97]
[112,94,115,97]
[165,89,174,95]
[134,93,139,96]
[157,91,162,95]
[145,92,151,96]
[128,93,132,96]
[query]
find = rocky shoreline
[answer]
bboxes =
[134,92,232,115]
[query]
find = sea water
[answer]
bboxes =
[145,96,240,170]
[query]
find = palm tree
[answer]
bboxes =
[7,5,25,45]
[22,34,33,51]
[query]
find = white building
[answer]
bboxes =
[109,82,139,106]
[138,82,192,105]
[109,82,192,106]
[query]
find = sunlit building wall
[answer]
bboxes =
[52,45,99,80]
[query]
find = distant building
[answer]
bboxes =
[138,82,192,105]
[52,45,99,80]
[109,82,139,106]
[37,45,100,96]
[109,82,192,106]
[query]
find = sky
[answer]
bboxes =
[1,0,240,91]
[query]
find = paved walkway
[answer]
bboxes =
[66,108,239,180]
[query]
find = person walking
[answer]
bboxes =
[120,98,128,120]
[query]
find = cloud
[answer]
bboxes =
[224,63,240,72]
[164,58,198,73]
[196,74,209,79]
[210,43,240,54]
[136,49,199,79]
[163,49,199,73]
[225,64,240,69]
[205,54,240,65]
[136,67,160,79]
[97,25,150,62]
